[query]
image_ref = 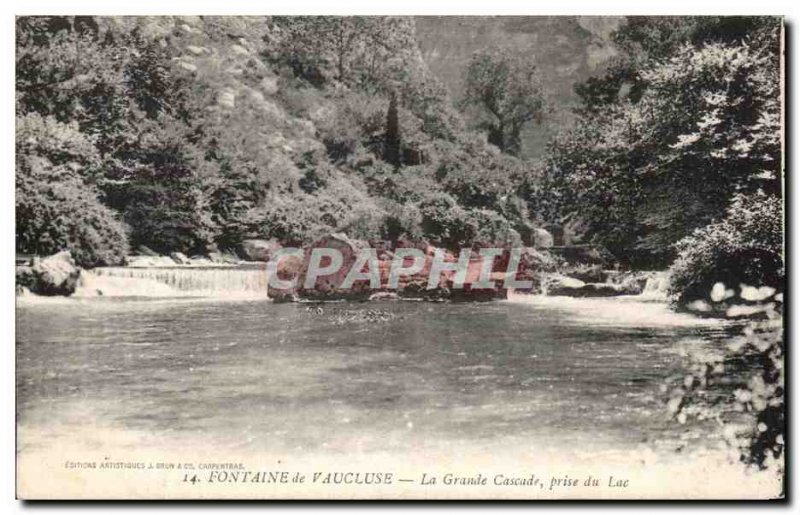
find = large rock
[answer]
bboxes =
[501,246,560,293]
[545,274,641,297]
[238,239,282,262]
[549,244,616,266]
[136,245,159,256]
[545,275,585,293]
[605,270,659,293]
[16,251,80,296]
[261,76,279,95]
[295,233,374,302]
[268,234,507,302]
[126,255,179,267]
[207,251,241,265]
[570,282,640,297]
[532,227,554,249]
[267,249,305,303]
[170,251,191,265]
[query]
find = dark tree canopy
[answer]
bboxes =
[462,47,546,156]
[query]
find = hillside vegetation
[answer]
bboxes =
[16,16,545,266]
[541,16,783,299]
[16,15,784,303]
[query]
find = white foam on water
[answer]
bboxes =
[506,291,724,328]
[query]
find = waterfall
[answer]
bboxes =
[74,265,270,299]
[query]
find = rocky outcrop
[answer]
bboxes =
[549,244,617,266]
[207,251,241,265]
[269,233,384,302]
[532,228,554,249]
[16,251,81,296]
[127,255,182,267]
[268,234,510,303]
[169,251,191,264]
[238,239,282,262]
[544,274,643,297]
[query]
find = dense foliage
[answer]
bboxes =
[543,17,782,268]
[16,16,546,263]
[16,113,128,267]
[462,47,546,156]
[539,17,784,471]
[667,285,783,474]
[15,13,785,478]
[669,192,784,303]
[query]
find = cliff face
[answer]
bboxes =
[413,16,623,159]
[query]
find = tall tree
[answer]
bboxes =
[462,47,546,156]
[544,16,782,267]
[384,90,401,167]
[272,16,417,89]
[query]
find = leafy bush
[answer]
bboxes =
[117,127,217,255]
[315,91,387,162]
[336,203,391,243]
[666,284,783,474]
[381,200,423,242]
[468,209,522,247]
[416,193,474,250]
[17,157,128,267]
[15,113,101,179]
[544,18,781,267]
[16,113,128,267]
[256,187,369,245]
[669,192,784,303]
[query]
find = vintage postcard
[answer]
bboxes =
[15,14,785,500]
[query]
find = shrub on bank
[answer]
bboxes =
[666,284,784,473]
[16,113,128,267]
[669,192,784,303]
[16,158,128,267]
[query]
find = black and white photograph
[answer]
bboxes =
[11,9,786,500]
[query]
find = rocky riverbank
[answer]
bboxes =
[267,233,519,303]
[15,234,670,300]
[15,238,281,297]
[16,251,81,296]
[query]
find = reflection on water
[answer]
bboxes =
[16,293,734,463]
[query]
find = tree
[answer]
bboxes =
[15,16,131,151]
[544,17,782,267]
[272,16,417,89]
[462,47,546,156]
[669,192,784,303]
[575,16,780,113]
[16,113,128,267]
[384,90,401,167]
[116,120,216,255]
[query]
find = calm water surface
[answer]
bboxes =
[16,295,730,459]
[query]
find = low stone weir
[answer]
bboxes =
[74,265,269,298]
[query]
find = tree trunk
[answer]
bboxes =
[384,91,401,168]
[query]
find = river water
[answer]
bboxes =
[15,284,779,498]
